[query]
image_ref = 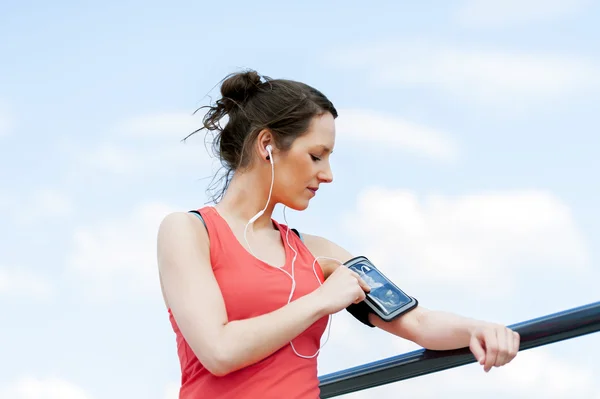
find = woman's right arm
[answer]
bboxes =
[157,212,368,377]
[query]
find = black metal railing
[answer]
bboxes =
[318,301,600,398]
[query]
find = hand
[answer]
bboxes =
[469,323,520,372]
[316,265,371,314]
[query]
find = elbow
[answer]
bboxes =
[199,345,235,377]
[385,306,430,347]
[205,363,230,377]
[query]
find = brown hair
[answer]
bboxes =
[186,69,338,203]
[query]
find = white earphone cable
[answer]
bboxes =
[244,145,275,258]
[244,145,339,359]
[283,206,340,358]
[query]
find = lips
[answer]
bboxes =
[307,187,318,195]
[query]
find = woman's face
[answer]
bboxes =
[272,112,336,210]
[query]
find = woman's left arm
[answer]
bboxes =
[301,233,520,373]
[368,305,520,372]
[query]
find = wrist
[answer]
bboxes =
[307,289,330,319]
[466,318,488,335]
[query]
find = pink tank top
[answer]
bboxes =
[168,206,329,398]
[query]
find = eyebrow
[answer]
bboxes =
[316,144,333,153]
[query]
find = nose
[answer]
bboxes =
[317,162,334,184]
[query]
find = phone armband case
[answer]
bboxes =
[344,256,418,322]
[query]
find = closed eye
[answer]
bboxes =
[310,154,321,162]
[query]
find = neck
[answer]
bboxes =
[215,168,276,231]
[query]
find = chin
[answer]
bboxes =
[283,198,311,212]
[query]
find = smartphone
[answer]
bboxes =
[344,256,418,321]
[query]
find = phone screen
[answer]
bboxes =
[349,261,413,315]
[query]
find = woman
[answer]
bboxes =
[157,70,520,398]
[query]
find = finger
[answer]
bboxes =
[358,277,371,292]
[349,271,371,292]
[507,329,520,362]
[483,330,498,372]
[513,331,521,355]
[469,334,486,365]
[348,270,361,279]
[353,289,366,304]
[494,327,508,367]
[336,265,349,273]
[506,328,515,363]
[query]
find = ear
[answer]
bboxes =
[256,129,274,161]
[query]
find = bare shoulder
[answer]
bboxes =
[157,211,212,308]
[157,211,211,265]
[157,211,209,249]
[300,232,354,279]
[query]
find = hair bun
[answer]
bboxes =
[220,70,262,107]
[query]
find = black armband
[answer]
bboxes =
[346,301,376,328]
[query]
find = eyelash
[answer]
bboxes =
[310,155,321,162]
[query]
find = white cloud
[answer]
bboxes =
[336,347,599,399]
[336,108,459,162]
[66,201,177,302]
[0,266,54,300]
[0,377,93,399]
[455,0,592,28]
[327,41,599,108]
[72,111,212,177]
[343,188,590,300]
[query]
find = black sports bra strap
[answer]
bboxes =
[291,228,303,242]
[188,210,207,229]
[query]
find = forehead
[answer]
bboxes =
[297,112,336,149]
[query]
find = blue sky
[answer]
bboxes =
[1,1,599,398]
